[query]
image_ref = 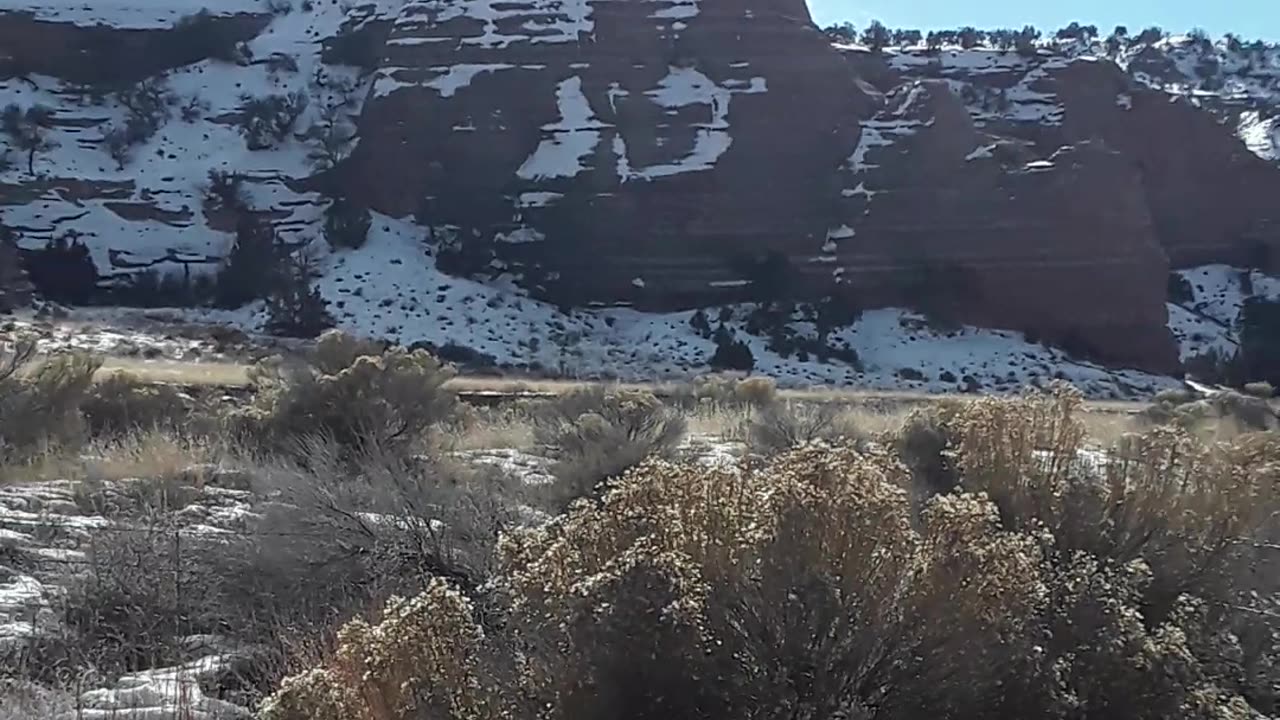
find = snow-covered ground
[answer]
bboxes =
[2,212,1179,400]
[1168,264,1280,362]
[0,0,384,277]
[0,478,260,719]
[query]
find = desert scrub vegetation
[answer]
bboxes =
[0,339,100,467]
[743,399,868,455]
[530,386,686,506]
[262,384,1280,720]
[233,329,458,454]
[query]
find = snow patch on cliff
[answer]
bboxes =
[610,66,766,181]
[517,76,604,180]
[397,0,593,49]
[1238,111,1279,161]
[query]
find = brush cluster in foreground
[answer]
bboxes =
[0,331,1278,720]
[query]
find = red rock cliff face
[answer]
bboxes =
[819,79,1178,372]
[0,12,268,84]
[349,23,1209,372]
[345,0,867,303]
[1048,60,1280,269]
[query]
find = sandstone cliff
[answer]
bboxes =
[1,1,1279,388]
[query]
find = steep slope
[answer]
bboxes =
[346,0,865,309]
[1,3,1278,392]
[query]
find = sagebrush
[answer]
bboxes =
[262,386,1280,720]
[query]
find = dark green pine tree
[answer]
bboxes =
[215,216,290,309]
[266,259,334,338]
[0,224,33,312]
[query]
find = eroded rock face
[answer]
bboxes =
[0,12,268,85]
[345,0,867,305]
[821,79,1179,372]
[2,1,1279,377]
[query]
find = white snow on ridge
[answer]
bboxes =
[425,64,517,98]
[885,47,1032,75]
[0,0,261,28]
[847,119,918,173]
[618,66,766,181]
[651,0,698,20]
[1238,110,1280,161]
[397,0,593,49]
[512,66,767,183]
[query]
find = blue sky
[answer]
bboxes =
[806,0,1280,41]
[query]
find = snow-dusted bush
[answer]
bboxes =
[80,371,199,436]
[733,375,777,407]
[236,330,459,453]
[260,443,1049,720]
[238,92,308,150]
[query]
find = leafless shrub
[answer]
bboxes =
[0,352,100,466]
[205,168,248,212]
[893,403,962,496]
[744,400,866,455]
[1139,389,1278,437]
[239,92,308,150]
[733,376,777,407]
[531,386,685,507]
[273,386,1280,720]
[261,447,1046,720]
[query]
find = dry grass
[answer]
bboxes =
[444,407,536,452]
[89,357,1152,413]
[1076,408,1140,447]
[97,357,251,387]
[1,430,227,486]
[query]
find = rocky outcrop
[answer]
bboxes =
[1050,60,1280,269]
[345,0,866,306]
[821,79,1178,372]
[1,1,1279,378]
[0,11,268,85]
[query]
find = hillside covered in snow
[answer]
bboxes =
[1,1,1279,396]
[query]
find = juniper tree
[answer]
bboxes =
[1,103,58,176]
